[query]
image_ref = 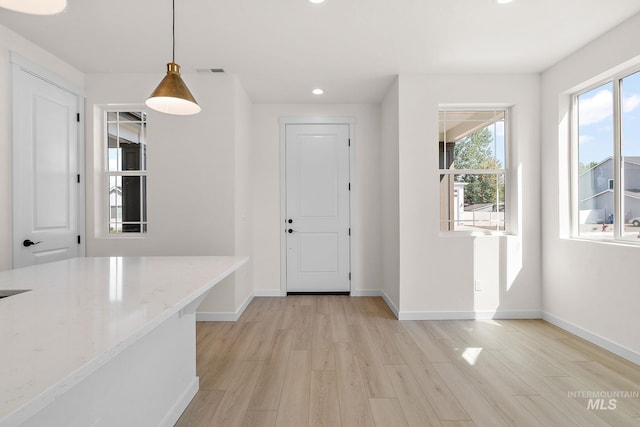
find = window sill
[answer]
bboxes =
[439,230,513,238]
[97,234,147,240]
[566,236,640,248]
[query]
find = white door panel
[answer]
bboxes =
[285,124,350,292]
[13,66,80,268]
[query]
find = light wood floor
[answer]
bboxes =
[175,296,640,427]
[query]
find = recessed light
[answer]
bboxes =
[312,88,324,95]
[309,0,325,4]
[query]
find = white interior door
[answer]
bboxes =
[12,65,81,268]
[285,124,350,292]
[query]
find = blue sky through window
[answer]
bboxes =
[578,70,640,167]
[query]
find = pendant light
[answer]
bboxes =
[146,0,200,115]
[0,0,66,15]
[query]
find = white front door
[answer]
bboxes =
[12,65,81,268]
[284,123,351,293]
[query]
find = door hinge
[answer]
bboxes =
[77,174,80,183]
[77,235,81,244]
[348,138,351,147]
[348,228,351,236]
[77,113,80,122]
[348,183,351,191]
[349,272,351,281]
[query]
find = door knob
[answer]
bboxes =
[287,229,296,234]
[23,239,42,247]
[288,219,293,224]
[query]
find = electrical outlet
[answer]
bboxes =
[474,280,482,291]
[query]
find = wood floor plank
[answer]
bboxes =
[565,361,640,416]
[242,316,278,361]
[349,322,396,397]
[241,410,277,427]
[401,321,450,363]
[200,325,249,391]
[366,316,406,364]
[309,370,341,427]
[432,362,510,427]
[210,360,263,427]
[489,348,613,427]
[316,296,330,315]
[549,375,640,427]
[249,329,294,411]
[329,296,351,342]
[514,395,579,427]
[292,305,314,350]
[334,342,376,427]
[392,330,470,421]
[311,312,336,371]
[560,337,640,385]
[369,397,409,427]
[196,322,229,376]
[275,350,311,427]
[175,390,225,427]
[442,350,542,427]
[440,421,477,427]
[451,347,538,397]
[240,297,273,323]
[385,364,443,427]
[342,296,364,325]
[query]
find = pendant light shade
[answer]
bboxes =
[146,62,201,115]
[146,0,200,115]
[0,0,66,15]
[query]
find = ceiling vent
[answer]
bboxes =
[196,68,225,73]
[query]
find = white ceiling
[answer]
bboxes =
[1,0,640,104]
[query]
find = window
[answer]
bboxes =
[106,110,147,234]
[573,68,640,242]
[439,109,507,232]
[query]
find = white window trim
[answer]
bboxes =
[438,106,512,236]
[570,63,640,244]
[99,105,148,238]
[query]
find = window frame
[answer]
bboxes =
[438,107,511,235]
[570,64,640,244]
[102,106,148,237]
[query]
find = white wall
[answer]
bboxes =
[541,12,640,360]
[251,104,382,295]
[0,24,84,271]
[396,74,542,318]
[85,72,251,315]
[380,78,400,313]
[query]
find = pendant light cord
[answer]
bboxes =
[172,0,175,63]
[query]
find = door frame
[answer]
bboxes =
[279,117,355,296]
[10,52,86,267]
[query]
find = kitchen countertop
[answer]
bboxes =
[0,256,247,425]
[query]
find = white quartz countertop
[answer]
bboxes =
[0,256,248,425]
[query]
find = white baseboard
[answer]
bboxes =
[398,310,542,321]
[350,289,384,297]
[196,292,255,322]
[160,377,198,427]
[543,312,640,366]
[254,290,285,297]
[380,291,400,318]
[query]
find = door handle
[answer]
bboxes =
[287,229,296,234]
[23,239,42,247]
[287,219,293,224]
